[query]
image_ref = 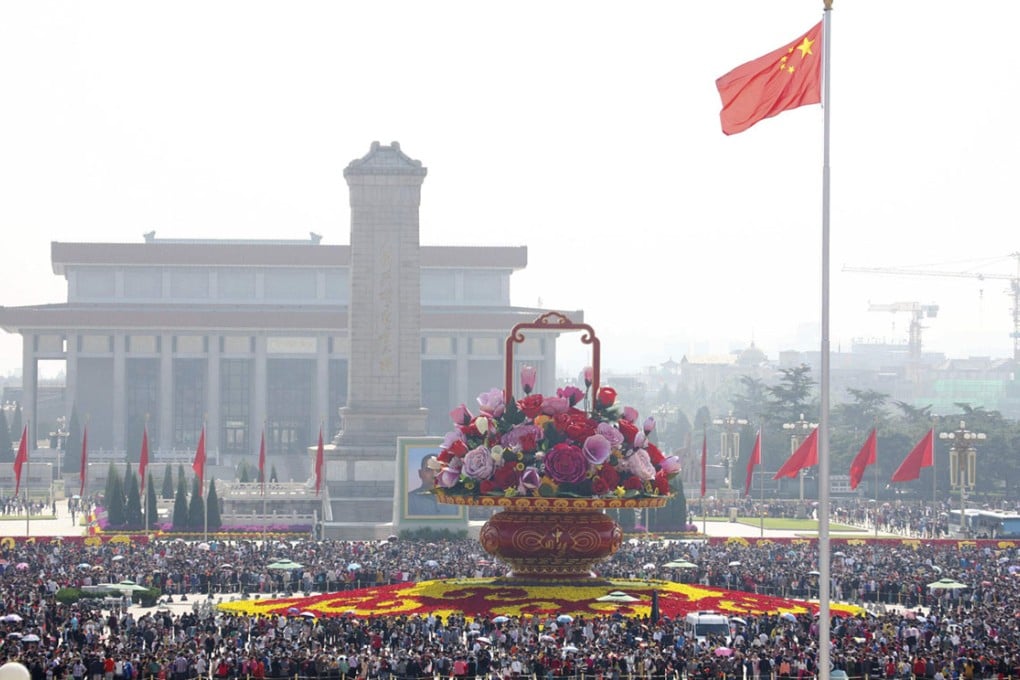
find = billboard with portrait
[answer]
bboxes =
[395,437,466,523]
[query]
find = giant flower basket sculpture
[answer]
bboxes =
[433,312,679,581]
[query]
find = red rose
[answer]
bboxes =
[492,462,522,490]
[646,442,665,465]
[598,464,620,489]
[517,394,544,419]
[518,432,538,453]
[437,449,454,464]
[623,476,644,491]
[596,387,617,408]
[448,439,469,457]
[554,411,595,442]
[543,443,588,484]
[617,418,639,444]
[591,476,610,495]
[479,480,496,495]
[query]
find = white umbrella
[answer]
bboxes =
[563,645,579,653]
[476,636,491,645]
[111,555,125,561]
[21,634,40,643]
[928,578,968,590]
[1,614,22,623]
[77,563,91,570]
[556,614,573,624]
[729,617,747,626]
[539,634,556,643]
[808,570,821,576]
[492,615,510,624]
[196,542,211,551]
[596,591,640,603]
[267,559,304,571]
[664,560,698,569]
[728,561,742,567]
[347,563,362,571]
[642,563,656,570]
[425,560,439,568]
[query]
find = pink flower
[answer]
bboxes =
[543,443,588,484]
[622,406,639,423]
[442,430,466,450]
[520,365,537,395]
[643,417,656,435]
[557,386,584,407]
[582,434,611,466]
[583,366,594,387]
[659,455,682,475]
[596,422,625,448]
[518,467,541,493]
[462,446,496,480]
[449,404,473,425]
[619,449,656,482]
[476,388,505,418]
[435,458,463,488]
[540,396,570,416]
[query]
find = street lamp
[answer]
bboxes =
[782,413,818,502]
[939,420,984,537]
[712,411,748,491]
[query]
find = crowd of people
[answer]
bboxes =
[0,503,1018,680]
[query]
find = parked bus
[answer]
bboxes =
[947,509,1020,538]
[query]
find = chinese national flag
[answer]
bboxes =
[716,21,822,135]
[13,426,28,496]
[79,425,88,497]
[891,429,934,483]
[138,426,150,493]
[314,426,325,495]
[699,432,707,498]
[192,427,207,488]
[773,428,818,479]
[744,430,761,497]
[258,429,266,495]
[849,429,877,490]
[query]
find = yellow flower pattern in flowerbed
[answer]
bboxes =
[217,578,863,621]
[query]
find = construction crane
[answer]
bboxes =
[844,253,1020,363]
[867,301,939,363]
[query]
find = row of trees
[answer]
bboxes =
[650,364,1020,500]
[102,463,222,532]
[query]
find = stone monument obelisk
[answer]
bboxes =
[321,142,429,538]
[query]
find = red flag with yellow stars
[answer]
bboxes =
[716,22,822,135]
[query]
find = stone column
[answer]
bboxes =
[21,334,37,445]
[159,334,173,454]
[206,336,221,463]
[112,334,126,454]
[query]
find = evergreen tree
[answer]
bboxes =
[161,464,174,499]
[104,463,118,508]
[767,364,817,424]
[171,473,189,531]
[106,468,125,527]
[238,461,251,483]
[649,477,688,532]
[145,473,159,530]
[0,405,11,462]
[124,470,143,529]
[63,407,82,474]
[206,479,222,531]
[270,464,279,483]
[188,476,205,530]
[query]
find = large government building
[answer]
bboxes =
[0,143,579,509]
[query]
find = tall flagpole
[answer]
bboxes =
[25,419,30,537]
[759,427,765,538]
[818,3,834,680]
[874,433,879,538]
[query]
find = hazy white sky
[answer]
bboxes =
[2,1,1019,380]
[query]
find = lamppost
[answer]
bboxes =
[939,420,983,537]
[782,413,818,502]
[712,411,748,491]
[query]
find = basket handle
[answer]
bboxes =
[504,312,599,404]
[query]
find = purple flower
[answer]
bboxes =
[596,422,625,448]
[518,466,541,493]
[540,396,570,416]
[462,446,496,480]
[622,406,639,423]
[442,430,466,450]
[582,434,611,466]
[557,386,584,407]
[521,365,537,394]
[435,458,463,488]
[476,388,505,418]
[659,455,682,475]
[634,432,647,449]
[449,404,473,425]
[501,423,543,450]
[543,443,588,484]
[643,417,655,435]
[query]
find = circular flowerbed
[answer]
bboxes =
[217,578,862,620]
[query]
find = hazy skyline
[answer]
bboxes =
[2,1,1019,380]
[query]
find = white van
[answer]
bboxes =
[684,611,732,645]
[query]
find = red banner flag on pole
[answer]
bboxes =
[79,425,88,498]
[13,426,28,496]
[715,21,823,135]
[773,428,819,479]
[192,427,207,488]
[891,429,934,483]
[258,429,266,495]
[699,431,707,498]
[138,426,150,493]
[849,429,878,490]
[744,430,762,497]
[314,426,325,495]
